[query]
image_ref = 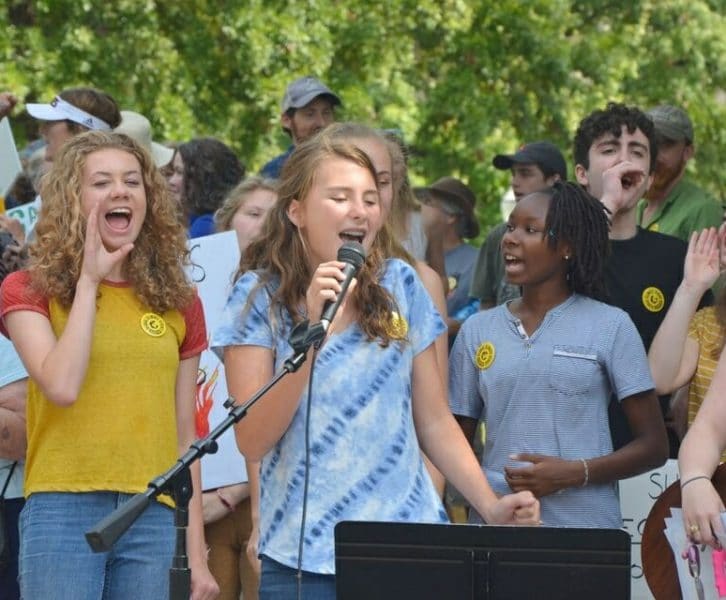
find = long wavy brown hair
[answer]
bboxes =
[29,131,194,313]
[322,123,417,266]
[241,130,399,345]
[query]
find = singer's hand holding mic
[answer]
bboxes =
[305,241,366,333]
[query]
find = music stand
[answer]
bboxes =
[335,521,630,600]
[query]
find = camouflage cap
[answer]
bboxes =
[646,105,694,143]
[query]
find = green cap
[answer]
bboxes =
[646,105,694,143]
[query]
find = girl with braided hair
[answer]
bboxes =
[450,180,668,528]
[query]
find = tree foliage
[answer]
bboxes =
[2,0,724,237]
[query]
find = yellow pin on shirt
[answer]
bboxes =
[386,311,408,340]
[475,341,496,370]
[141,312,167,337]
[641,287,665,313]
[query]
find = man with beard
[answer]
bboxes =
[260,76,341,179]
[637,105,721,241]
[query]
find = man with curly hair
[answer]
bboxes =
[573,102,711,457]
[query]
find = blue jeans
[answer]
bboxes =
[19,492,175,600]
[259,555,336,600]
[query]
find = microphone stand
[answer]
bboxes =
[84,320,326,600]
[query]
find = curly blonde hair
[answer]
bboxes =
[241,129,399,345]
[29,130,194,313]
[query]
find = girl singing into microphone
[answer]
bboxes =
[212,128,540,599]
[0,131,218,599]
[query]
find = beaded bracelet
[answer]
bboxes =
[581,458,589,487]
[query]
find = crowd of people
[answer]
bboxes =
[0,77,724,600]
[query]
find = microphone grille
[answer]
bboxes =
[337,241,366,270]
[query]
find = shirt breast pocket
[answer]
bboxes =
[549,346,600,396]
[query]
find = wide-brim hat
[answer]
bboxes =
[416,176,479,239]
[114,110,174,167]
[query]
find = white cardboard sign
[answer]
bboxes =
[187,231,248,490]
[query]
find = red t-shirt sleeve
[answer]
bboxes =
[0,270,50,338]
[180,290,208,359]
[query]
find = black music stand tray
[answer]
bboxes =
[335,521,630,600]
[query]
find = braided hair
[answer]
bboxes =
[542,180,610,301]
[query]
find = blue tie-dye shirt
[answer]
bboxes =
[211,258,448,574]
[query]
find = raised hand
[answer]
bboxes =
[683,228,721,293]
[79,202,134,284]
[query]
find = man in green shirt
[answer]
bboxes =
[637,105,721,241]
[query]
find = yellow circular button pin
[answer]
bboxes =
[641,287,665,313]
[386,311,409,340]
[141,312,167,337]
[475,341,496,370]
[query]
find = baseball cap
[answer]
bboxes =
[281,76,341,113]
[492,141,567,180]
[114,110,174,167]
[415,177,479,239]
[26,95,111,131]
[646,105,694,143]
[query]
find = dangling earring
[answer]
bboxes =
[566,256,572,282]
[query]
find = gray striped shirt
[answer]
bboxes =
[449,294,653,528]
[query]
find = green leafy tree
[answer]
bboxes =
[2,0,723,236]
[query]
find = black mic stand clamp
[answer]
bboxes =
[288,319,326,356]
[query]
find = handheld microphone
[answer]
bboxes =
[319,241,366,332]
